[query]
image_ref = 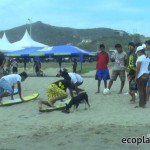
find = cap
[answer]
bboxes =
[142,44,146,49]
[136,45,144,53]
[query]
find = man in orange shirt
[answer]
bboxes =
[95,44,109,93]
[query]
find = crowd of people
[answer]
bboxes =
[95,41,150,108]
[1,40,150,112]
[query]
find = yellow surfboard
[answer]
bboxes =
[40,98,71,112]
[0,93,39,106]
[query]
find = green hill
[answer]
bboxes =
[0,21,144,51]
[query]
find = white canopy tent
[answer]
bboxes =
[12,30,47,48]
[0,32,23,52]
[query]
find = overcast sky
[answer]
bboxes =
[0,0,150,36]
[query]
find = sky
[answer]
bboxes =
[0,0,150,37]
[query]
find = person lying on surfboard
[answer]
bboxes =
[38,73,75,110]
[0,72,28,102]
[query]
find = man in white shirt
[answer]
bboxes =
[135,46,150,108]
[61,68,84,94]
[0,72,28,102]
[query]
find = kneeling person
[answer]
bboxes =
[38,79,73,110]
[0,72,28,102]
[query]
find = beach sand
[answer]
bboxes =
[0,69,150,150]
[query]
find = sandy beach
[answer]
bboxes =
[1,68,150,150]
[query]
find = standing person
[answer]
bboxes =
[135,45,149,108]
[23,57,27,71]
[108,44,127,94]
[128,69,138,103]
[126,42,137,95]
[11,58,18,74]
[33,58,41,76]
[145,40,150,101]
[0,72,28,102]
[5,57,11,75]
[72,58,77,73]
[126,42,137,72]
[0,51,6,78]
[95,44,109,93]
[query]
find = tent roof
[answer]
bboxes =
[6,45,95,57]
[0,32,23,52]
[12,30,47,48]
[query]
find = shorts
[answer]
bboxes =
[46,84,65,101]
[95,69,110,80]
[129,82,138,91]
[0,78,13,98]
[111,70,126,81]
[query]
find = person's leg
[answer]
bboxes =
[146,78,150,101]
[38,100,52,110]
[143,77,148,106]
[50,93,68,105]
[146,86,150,101]
[38,93,68,110]
[136,77,148,108]
[108,70,117,90]
[104,80,107,89]
[118,81,125,94]
[103,69,109,89]
[129,91,135,102]
[136,78,143,107]
[118,70,126,94]
[96,80,101,93]
[95,70,102,93]
[0,79,13,100]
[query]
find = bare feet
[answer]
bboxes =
[135,105,146,108]
[118,91,122,94]
[95,91,100,94]
[48,101,55,108]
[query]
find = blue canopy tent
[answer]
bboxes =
[6,45,96,72]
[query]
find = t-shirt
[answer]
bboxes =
[69,73,83,84]
[53,79,72,91]
[96,51,109,69]
[11,61,18,68]
[113,51,127,70]
[2,74,21,86]
[127,52,137,71]
[136,55,150,78]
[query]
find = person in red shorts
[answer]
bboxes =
[95,44,109,93]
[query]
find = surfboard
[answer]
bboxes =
[0,93,39,106]
[5,88,18,97]
[40,98,71,112]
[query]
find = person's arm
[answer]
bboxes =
[135,61,142,80]
[106,53,109,64]
[11,85,14,100]
[148,62,150,70]
[17,81,24,101]
[68,83,74,98]
[124,53,128,67]
[69,88,73,98]
[74,83,79,94]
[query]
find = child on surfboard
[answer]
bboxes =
[38,71,75,111]
[0,72,28,102]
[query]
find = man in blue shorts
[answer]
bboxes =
[95,44,109,93]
